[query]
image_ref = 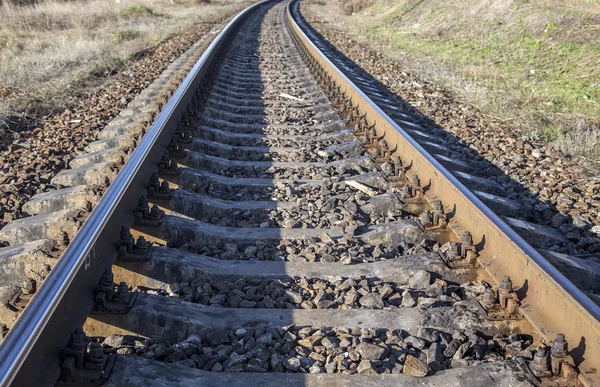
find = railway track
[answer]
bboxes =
[0,0,598,386]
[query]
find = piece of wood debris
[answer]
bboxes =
[279,92,304,102]
[345,180,378,196]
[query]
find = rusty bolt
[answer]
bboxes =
[550,333,570,376]
[400,184,411,199]
[87,342,106,364]
[551,333,568,358]
[531,347,551,377]
[41,264,51,277]
[460,231,473,248]
[369,127,377,140]
[120,226,133,241]
[419,210,433,227]
[100,267,114,287]
[137,195,148,209]
[379,139,388,151]
[410,175,420,188]
[21,278,36,295]
[159,180,170,193]
[58,231,70,247]
[149,205,162,220]
[149,172,160,186]
[499,276,513,295]
[482,287,497,308]
[136,236,148,249]
[68,328,87,350]
[117,282,129,297]
[446,242,461,261]
[168,159,179,173]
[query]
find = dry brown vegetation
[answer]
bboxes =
[0,0,247,137]
[308,0,600,162]
[334,0,375,15]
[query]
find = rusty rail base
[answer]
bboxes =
[285,1,600,385]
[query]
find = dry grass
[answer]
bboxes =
[334,0,376,15]
[306,0,600,161]
[553,120,600,160]
[0,0,248,135]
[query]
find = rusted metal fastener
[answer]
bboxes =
[41,263,51,278]
[148,205,164,221]
[410,175,420,188]
[174,124,193,144]
[21,278,36,296]
[168,136,185,157]
[482,287,497,308]
[147,173,160,198]
[431,200,447,226]
[134,197,163,227]
[158,152,180,175]
[400,184,412,200]
[86,342,107,371]
[392,156,403,177]
[92,267,136,314]
[58,328,116,384]
[118,226,135,256]
[351,106,360,121]
[118,229,151,263]
[369,127,377,145]
[117,282,129,298]
[159,180,172,198]
[531,347,552,377]
[498,276,518,310]
[419,210,433,228]
[460,231,473,256]
[148,173,172,200]
[551,333,576,378]
[63,328,87,369]
[58,231,70,247]
[135,236,149,253]
[134,195,150,225]
[379,139,389,159]
[446,242,461,262]
[371,147,380,159]
[359,115,369,130]
[482,275,523,320]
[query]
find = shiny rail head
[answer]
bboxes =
[285,1,600,385]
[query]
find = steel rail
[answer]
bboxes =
[0,1,270,385]
[285,1,600,385]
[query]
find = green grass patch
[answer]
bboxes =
[120,5,154,18]
[364,23,600,118]
[113,30,139,43]
[88,55,128,78]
